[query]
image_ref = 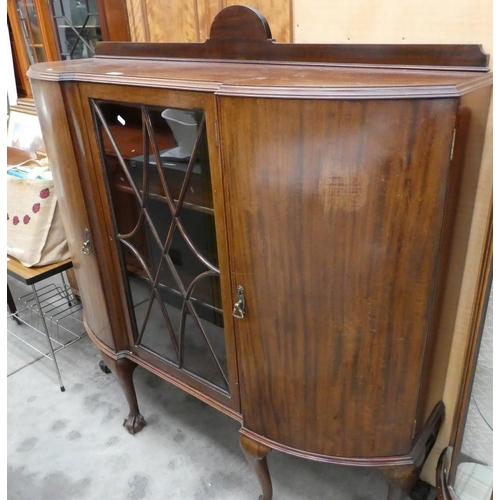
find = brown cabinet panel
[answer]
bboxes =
[219,96,457,458]
[30,79,115,349]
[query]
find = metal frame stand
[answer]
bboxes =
[7,258,85,391]
[32,282,65,391]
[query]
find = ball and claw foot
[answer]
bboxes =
[123,413,146,435]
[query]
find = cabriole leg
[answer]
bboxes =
[383,402,445,500]
[240,433,273,500]
[101,351,146,434]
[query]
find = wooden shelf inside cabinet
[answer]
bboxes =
[112,183,214,216]
[106,148,215,215]
[57,25,101,29]
[101,124,175,159]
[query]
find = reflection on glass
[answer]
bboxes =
[50,0,102,59]
[92,100,228,393]
[451,287,493,500]
[15,0,47,64]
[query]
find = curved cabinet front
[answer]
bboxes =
[31,79,116,350]
[219,95,458,459]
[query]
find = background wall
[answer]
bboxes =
[125,0,493,485]
[124,0,291,42]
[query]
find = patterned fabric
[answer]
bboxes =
[6,160,70,267]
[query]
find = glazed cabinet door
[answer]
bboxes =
[218,96,458,458]
[78,84,239,410]
[31,79,116,349]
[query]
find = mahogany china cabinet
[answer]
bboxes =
[28,6,492,499]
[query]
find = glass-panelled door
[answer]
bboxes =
[50,0,102,59]
[81,85,239,409]
[13,0,48,64]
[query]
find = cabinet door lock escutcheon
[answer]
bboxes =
[232,285,246,319]
[82,228,93,255]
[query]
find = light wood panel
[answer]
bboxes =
[197,0,223,41]
[147,0,199,42]
[125,0,291,42]
[421,93,492,483]
[7,256,72,285]
[224,0,291,41]
[124,0,149,41]
[293,0,493,484]
[294,0,492,52]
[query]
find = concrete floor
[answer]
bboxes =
[8,273,397,500]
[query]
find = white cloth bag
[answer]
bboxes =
[7,159,70,267]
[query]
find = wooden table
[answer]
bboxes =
[7,146,36,165]
[7,256,73,285]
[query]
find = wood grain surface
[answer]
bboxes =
[96,0,131,41]
[27,57,491,98]
[124,0,148,42]
[123,0,291,43]
[219,96,457,457]
[7,256,73,286]
[224,0,291,41]
[197,0,223,41]
[291,0,493,481]
[7,147,36,165]
[421,85,493,481]
[147,0,199,42]
[29,79,116,349]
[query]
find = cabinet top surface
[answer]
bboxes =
[27,56,491,99]
[27,6,491,99]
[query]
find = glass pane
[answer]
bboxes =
[15,0,47,64]
[451,285,493,500]
[35,47,45,63]
[51,0,102,60]
[92,99,228,392]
